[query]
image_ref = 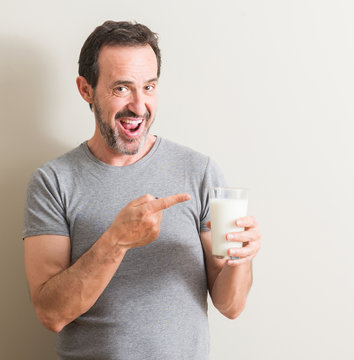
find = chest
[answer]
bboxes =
[63,170,204,264]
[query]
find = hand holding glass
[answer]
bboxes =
[209,187,248,259]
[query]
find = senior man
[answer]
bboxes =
[23,20,260,360]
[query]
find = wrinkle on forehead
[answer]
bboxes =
[97,45,158,86]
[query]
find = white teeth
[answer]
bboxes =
[120,119,143,124]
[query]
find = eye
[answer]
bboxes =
[145,84,155,92]
[114,86,128,94]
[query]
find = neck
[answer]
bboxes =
[87,132,156,166]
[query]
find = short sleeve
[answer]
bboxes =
[199,158,227,232]
[23,167,70,239]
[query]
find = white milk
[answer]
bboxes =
[210,198,248,259]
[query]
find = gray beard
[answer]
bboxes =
[93,101,152,156]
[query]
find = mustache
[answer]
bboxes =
[115,109,151,121]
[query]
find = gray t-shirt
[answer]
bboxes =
[23,137,226,360]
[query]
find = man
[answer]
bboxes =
[23,21,260,359]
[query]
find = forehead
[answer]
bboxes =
[97,45,158,82]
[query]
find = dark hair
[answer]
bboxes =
[78,20,161,90]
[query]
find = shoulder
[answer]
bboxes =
[29,144,87,186]
[44,143,87,171]
[158,137,210,169]
[158,137,224,177]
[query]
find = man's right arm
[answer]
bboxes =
[24,231,127,333]
[24,193,190,333]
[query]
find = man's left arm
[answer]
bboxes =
[200,216,261,319]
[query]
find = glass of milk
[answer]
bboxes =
[209,187,248,259]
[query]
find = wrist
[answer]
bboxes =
[96,228,128,263]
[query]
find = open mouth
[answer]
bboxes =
[119,118,144,137]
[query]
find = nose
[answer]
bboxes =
[127,90,147,117]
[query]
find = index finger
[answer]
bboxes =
[147,193,191,212]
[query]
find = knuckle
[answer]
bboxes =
[247,216,257,228]
[137,208,146,218]
[152,226,161,237]
[145,194,155,201]
[146,217,157,227]
[237,249,246,257]
[248,229,258,241]
[149,223,161,239]
[137,194,154,205]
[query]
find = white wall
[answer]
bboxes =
[1,0,353,359]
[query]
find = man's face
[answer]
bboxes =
[92,45,158,155]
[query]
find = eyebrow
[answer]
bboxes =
[111,78,158,87]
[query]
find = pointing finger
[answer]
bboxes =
[147,193,191,212]
[130,194,156,207]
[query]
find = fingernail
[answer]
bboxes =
[226,234,234,241]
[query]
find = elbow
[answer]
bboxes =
[44,321,65,333]
[31,292,67,333]
[39,314,66,333]
[34,305,66,333]
[224,307,244,320]
[219,301,246,320]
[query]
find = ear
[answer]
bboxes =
[76,76,94,104]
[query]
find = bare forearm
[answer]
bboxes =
[210,261,253,319]
[29,194,190,332]
[33,231,126,332]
